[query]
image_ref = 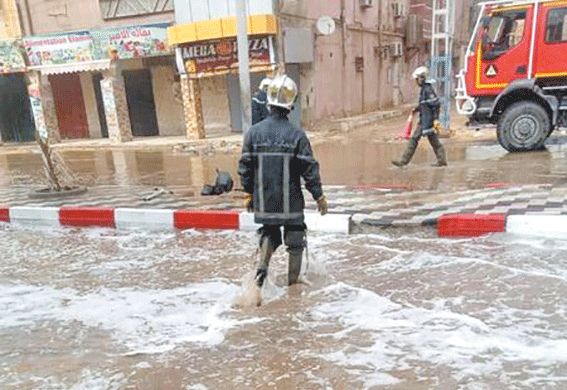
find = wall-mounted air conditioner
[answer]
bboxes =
[360,0,374,8]
[392,2,404,17]
[390,42,403,57]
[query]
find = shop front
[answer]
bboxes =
[0,40,35,143]
[167,15,278,138]
[22,22,183,144]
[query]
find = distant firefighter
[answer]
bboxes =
[392,66,447,167]
[251,78,271,125]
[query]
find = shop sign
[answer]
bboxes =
[23,31,96,66]
[92,23,171,60]
[178,35,275,77]
[0,40,26,73]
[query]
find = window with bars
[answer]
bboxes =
[100,0,173,19]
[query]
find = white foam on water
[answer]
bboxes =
[33,370,126,390]
[307,281,567,386]
[0,280,250,355]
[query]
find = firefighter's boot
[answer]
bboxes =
[285,231,305,285]
[255,237,274,287]
[392,137,418,167]
[287,250,303,285]
[430,136,447,166]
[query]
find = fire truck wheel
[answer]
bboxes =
[497,102,550,152]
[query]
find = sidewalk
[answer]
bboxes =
[2,180,567,238]
[0,103,415,154]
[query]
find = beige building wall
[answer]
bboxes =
[200,76,231,137]
[151,65,185,136]
[0,0,21,38]
[18,0,174,35]
[79,72,103,139]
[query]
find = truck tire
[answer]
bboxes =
[497,102,550,152]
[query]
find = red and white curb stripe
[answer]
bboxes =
[438,214,567,239]
[0,206,351,234]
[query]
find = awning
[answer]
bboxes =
[27,59,112,75]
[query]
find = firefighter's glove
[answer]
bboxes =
[433,120,442,134]
[244,193,253,212]
[316,194,328,216]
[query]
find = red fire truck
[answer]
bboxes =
[456,0,567,151]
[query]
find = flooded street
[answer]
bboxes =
[1,135,567,193]
[1,224,567,389]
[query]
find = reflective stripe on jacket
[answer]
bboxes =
[239,109,323,225]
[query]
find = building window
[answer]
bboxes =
[546,7,567,43]
[99,0,173,19]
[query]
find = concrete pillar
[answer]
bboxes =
[26,71,60,144]
[180,74,205,140]
[80,72,102,139]
[101,65,132,143]
[111,149,138,186]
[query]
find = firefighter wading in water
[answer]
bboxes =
[392,66,447,167]
[239,74,328,287]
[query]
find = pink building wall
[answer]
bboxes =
[280,0,416,125]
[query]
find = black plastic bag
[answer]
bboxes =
[201,170,233,196]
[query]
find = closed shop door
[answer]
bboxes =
[122,69,159,137]
[49,73,89,139]
[0,74,35,142]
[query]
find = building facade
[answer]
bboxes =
[0,0,185,144]
[0,0,474,144]
[167,0,438,135]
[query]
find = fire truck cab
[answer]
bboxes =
[456,0,567,151]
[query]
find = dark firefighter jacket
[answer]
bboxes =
[251,90,269,125]
[417,81,441,132]
[239,109,323,225]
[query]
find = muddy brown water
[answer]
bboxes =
[1,225,567,389]
[0,138,566,192]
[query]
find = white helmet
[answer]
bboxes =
[412,66,429,80]
[267,74,298,111]
[259,78,271,92]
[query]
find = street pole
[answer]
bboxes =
[236,0,251,137]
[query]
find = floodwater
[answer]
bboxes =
[1,136,567,193]
[1,224,567,389]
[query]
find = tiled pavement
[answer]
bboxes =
[2,182,567,231]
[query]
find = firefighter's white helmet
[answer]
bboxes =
[259,77,271,92]
[412,66,429,80]
[267,74,298,111]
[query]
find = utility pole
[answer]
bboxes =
[430,0,454,129]
[236,0,251,137]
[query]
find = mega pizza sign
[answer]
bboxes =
[177,35,275,77]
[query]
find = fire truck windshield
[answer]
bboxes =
[481,9,527,61]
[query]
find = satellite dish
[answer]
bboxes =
[316,16,336,36]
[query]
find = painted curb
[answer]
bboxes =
[438,213,567,239]
[0,206,351,234]
[437,214,506,237]
[10,206,60,227]
[239,211,351,234]
[506,215,567,240]
[0,207,9,223]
